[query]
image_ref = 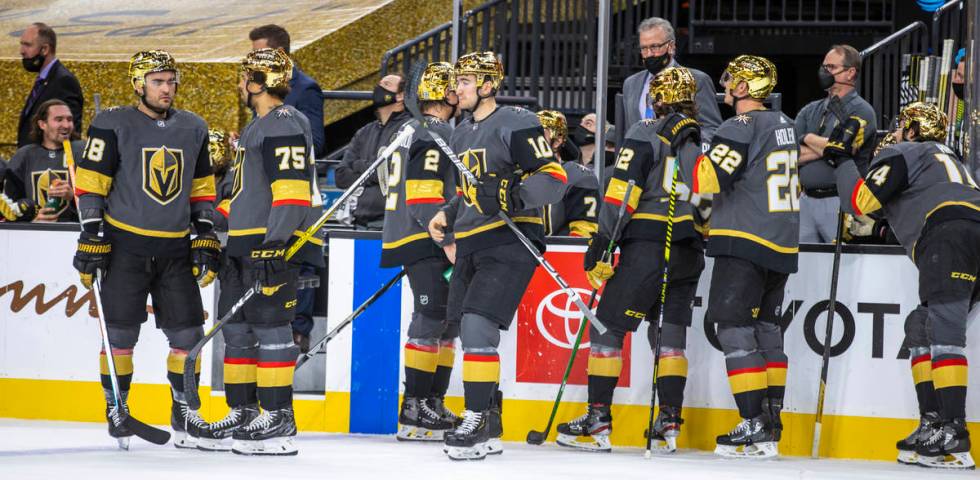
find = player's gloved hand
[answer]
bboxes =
[583,232,615,289]
[656,113,701,153]
[248,242,289,296]
[190,232,222,288]
[73,232,111,289]
[824,116,866,167]
[0,194,37,222]
[474,173,523,216]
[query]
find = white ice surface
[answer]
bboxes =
[0,419,975,480]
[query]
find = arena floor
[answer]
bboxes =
[1,419,975,479]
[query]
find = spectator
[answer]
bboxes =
[4,99,83,223]
[796,45,876,243]
[621,17,721,145]
[335,74,411,230]
[17,22,83,148]
[249,24,326,156]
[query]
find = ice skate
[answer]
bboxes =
[444,410,490,460]
[397,397,451,442]
[555,404,612,452]
[646,406,683,454]
[171,397,208,449]
[231,408,298,456]
[916,418,974,469]
[895,411,939,464]
[197,404,259,452]
[714,415,777,459]
[105,402,133,450]
[428,396,462,428]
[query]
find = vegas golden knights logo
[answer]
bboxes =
[31,169,69,212]
[458,148,487,209]
[230,146,245,201]
[142,146,184,205]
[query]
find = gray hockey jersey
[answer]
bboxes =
[225,105,324,266]
[75,106,214,257]
[685,109,800,273]
[602,119,704,246]
[835,140,980,258]
[544,161,599,237]
[380,117,457,267]
[448,106,567,256]
[4,140,85,221]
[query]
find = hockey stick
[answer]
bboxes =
[811,210,845,458]
[64,140,172,448]
[181,120,418,410]
[643,156,681,458]
[403,61,607,335]
[295,269,406,371]
[526,180,635,445]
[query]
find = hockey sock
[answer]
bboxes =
[431,339,456,397]
[931,350,968,421]
[909,348,940,414]
[166,349,201,403]
[100,348,134,394]
[656,348,687,408]
[224,346,257,408]
[462,351,499,411]
[587,346,622,405]
[255,326,299,411]
[763,352,788,405]
[404,339,439,398]
[725,353,767,419]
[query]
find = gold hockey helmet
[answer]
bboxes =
[240,48,293,89]
[418,62,455,101]
[897,101,947,142]
[208,129,229,170]
[129,50,179,91]
[537,110,567,145]
[650,67,697,105]
[454,51,504,90]
[721,55,777,100]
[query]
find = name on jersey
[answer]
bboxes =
[775,127,796,147]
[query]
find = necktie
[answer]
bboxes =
[23,77,44,116]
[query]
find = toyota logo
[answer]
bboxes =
[535,288,598,350]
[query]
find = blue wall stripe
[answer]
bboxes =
[349,238,403,434]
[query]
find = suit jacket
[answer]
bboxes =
[286,66,325,157]
[17,60,84,147]
[621,59,721,145]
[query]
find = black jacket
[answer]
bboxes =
[18,60,84,148]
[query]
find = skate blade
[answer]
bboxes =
[396,425,445,442]
[196,437,232,452]
[116,437,131,451]
[555,433,612,452]
[714,442,778,459]
[917,452,976,469]
[172,431,198,449]
[896,449,918,465]
[446,443,488,461]
[231,437,298,456]
[646,436,677,454]
[486,438,503,455]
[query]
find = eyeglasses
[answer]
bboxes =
[822,64,852,74]
[639,40,673,54]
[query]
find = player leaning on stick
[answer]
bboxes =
[71,50,218,448]
[426,51,567,460]
[555,67,706,454]
[382,62,462,442]
[197,48,323,456]
[824,102,979,469]
[682,55,799,459]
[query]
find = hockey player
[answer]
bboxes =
[556,67,705,453]
[1,99,83,223]
[684,55,799,458]
[382,62,461,441]
[824,102,979,469]
[427,51,567,460]
[70,50,218,448]
[195,48,322,456]
[537,110,599,238]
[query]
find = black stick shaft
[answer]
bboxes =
[811,210,845,458]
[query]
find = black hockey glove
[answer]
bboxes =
[656,113,701,153]
[248,242,289,296]
[73,232,111,289]
[823,116,865,167]
[475,173,523,216]
[0,194,37,222]
[583,232,614,289]
[190,232,221,288]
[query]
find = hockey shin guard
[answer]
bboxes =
[431,338,456,397]
[404,339,439,398]
[101,325,139,397]
[931,346,968,421]
[223,323,258,408]
[254,325,299,411]
[757,321,788,405]
[460,313,500,411]
[910,347,940,415]
[719,326,767,418]
[651,323,688,408]
[164,327,204,402]
[587,345,623,406]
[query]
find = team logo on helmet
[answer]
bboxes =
[142,146,184,205]
[454,51,504,90]
[418,62,455,101]
[240,48,293,89]
[722,55,777,100]
[129,50,179,91]
[537,110,567,145]
[650,67,697,105]
[897,101,948,142]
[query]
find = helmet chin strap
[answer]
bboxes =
[246,82,268,113]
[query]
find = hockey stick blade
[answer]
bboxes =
[124,415,171,445]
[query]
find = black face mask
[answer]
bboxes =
[570,126,595,146]
[644,53,671,76]
[817,67,836,90]
[953,82,965,100]
[22,52,44,73]
[372,85,397,109]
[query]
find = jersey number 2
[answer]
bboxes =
[766,150,800,212]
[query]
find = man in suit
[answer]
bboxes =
[17,22,83,148]
[620,17,721,146]
[249,24,325,157]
